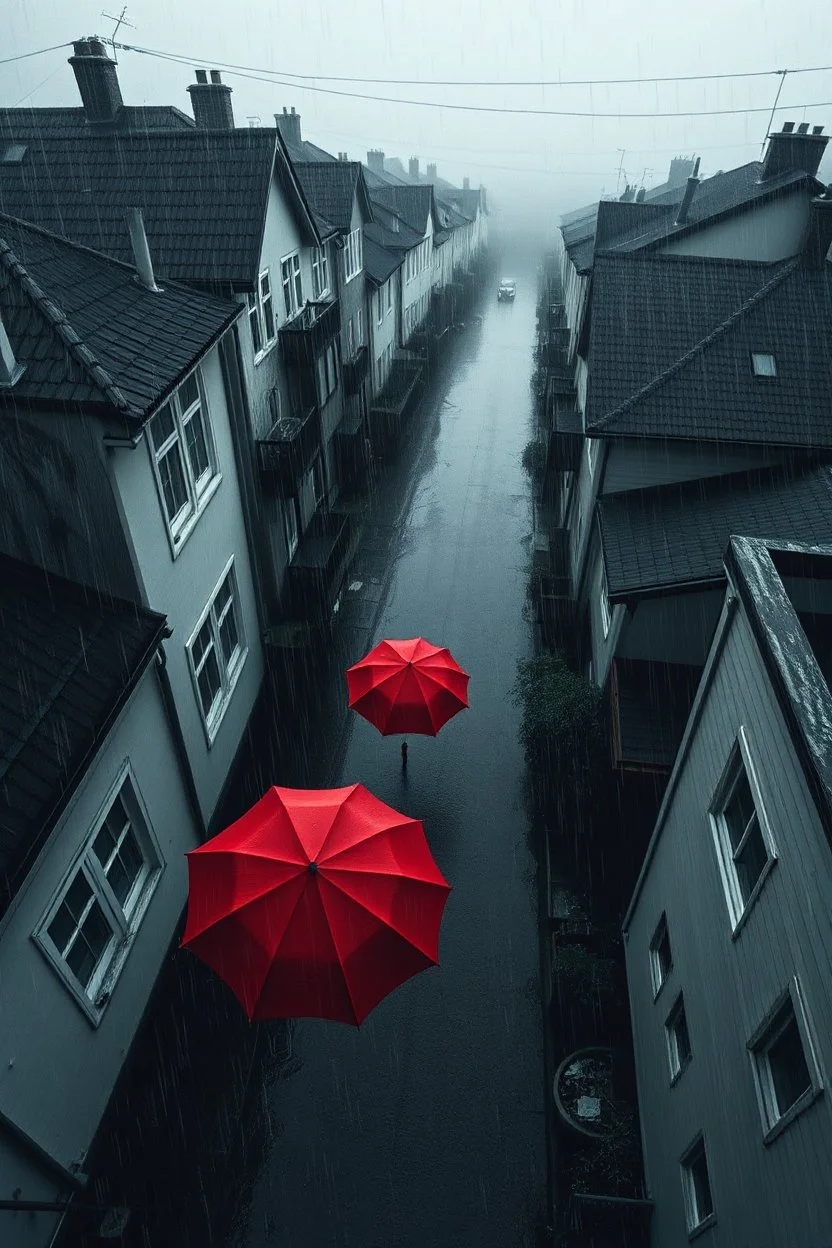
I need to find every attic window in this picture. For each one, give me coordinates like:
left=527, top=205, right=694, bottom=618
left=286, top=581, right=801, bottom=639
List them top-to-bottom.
left=0, top=143, right=27, bottom=165
left=752, top=352, right=777, bottom=377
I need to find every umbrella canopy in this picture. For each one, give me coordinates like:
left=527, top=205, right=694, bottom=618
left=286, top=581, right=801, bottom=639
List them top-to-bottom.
left=346, top=637, right=470, bottom=736
left=181, top=784, right=451, bottom=1025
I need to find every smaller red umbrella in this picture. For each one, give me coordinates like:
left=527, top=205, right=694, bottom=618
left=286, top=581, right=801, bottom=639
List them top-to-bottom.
left=346, top=637, right=470, bottom=736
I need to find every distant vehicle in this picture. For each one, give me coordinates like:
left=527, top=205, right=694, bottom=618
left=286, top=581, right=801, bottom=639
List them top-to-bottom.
left=498, top=279, right=516, bottom=302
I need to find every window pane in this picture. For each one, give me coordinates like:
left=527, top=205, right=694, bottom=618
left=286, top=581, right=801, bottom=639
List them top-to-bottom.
left=262, top=296, right=275, bottom=341
left=249, top=300, right=262, bottom=353
left=179, top=373, right=199, bottom=412
left=151, top=403, right=176, bottom=447
left=184, top=410, right=210, bottom=485
left=159, top=445, right=190, bottom=524
left=219, top=604, right=239, bottom=665
left=192, top=618, right=212, bottom=669
left=197, top=644, right=222, bottom=717
left=725, top=770, right=756, bottom=849
left=94, top=796, right=129, bottom=870
left=735, top=817, right=767, bottom=903
left=107, top=825, right=144, bottom=907
left=49, top=872, right=93, bottom=954
left=66, top=899, right=111, bottom=989
left=657, top=927, right=672, bottom=980
left=674, top=1005, right=691, bottom=1066
left=769, top=1013, right=811, bottom=1116
left=691, top=1152, right=713, bottom=1222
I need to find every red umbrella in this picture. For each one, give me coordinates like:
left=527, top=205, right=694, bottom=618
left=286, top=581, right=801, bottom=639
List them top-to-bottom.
left=345, top=637, right=470, bottom=736
left=181, top=784, right=451, bottom=1025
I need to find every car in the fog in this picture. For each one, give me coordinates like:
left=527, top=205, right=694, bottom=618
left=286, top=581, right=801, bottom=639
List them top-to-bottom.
left=498, top=279, right=516, bottom=302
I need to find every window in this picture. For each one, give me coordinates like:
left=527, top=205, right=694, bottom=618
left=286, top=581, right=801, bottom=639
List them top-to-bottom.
left=343, top=228, right=362, bottom=283
left=311, top=246, right=329, bottom=299
left=281, top=252, right=303, bottom=318
left=247, top=269, right=276, bottom=357
left=386, top=279, right=393, bottom=313
left=377, top=289, right=384, bottom=326
left=356, top=307, right=363, bottom=346
left=316, top=342, right=338, bottom=405
left=751, top=352, right=777, bottom=377
left=148, top=369, right=218, bottom=549
left=267, top=385, right=281, bottom=429
left=586, top=437, right=600, bottom=479
left=310, top=455, right=326, bottom=509
left=283, top=498, right=299, bottom=561
left=187, top=562, right=246, bottom=742
left=600, top=562, right=612, bottom=639
left=710, top=729, right=776, bottom=931
left=34, top=768, right=161, bottom=1022
left=649, top=913, right=672, bottom=997
left=748, top=980, right=822, bottom=1142
left=666, top=993, right=692, bottom=1081
left=680, top=1136, right=714, bottom=1235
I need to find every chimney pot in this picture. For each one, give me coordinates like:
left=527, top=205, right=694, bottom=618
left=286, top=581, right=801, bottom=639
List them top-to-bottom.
left=68, top=36, right=124, bottom=123
left=195, top=68, right=207, bottom=84
left=210, top=70, right=222, bottom=84
left=275, top=107, right=301, bottom=145
left=291, top=107, right=296, bottom=115
left=762, top=121, right=829, bottom=180
left=782, top=122, right=795, bottom=133
left=797, top=122, right=810, bottom=134
left=813, top=125, right=824, bottom=136
left=367, top=149, right=385, bottom=173
left=675, top=175, right=701, bottom=224
left=463, top=176, right=470, bottom=191
left=126, top=208, right=161, bottom=292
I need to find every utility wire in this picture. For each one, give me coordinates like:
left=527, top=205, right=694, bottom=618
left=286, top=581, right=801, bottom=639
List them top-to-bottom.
left=0, top=42, right=73, bottom=65
left=111, top=44, right=832, bottom=89
left=114, top=47, right=832, bottom=118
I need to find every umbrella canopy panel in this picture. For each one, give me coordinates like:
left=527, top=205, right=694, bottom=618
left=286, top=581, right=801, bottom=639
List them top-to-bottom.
left=346, top=637, right=470, bottom=736
left=182, top=784, right=451, bottom=1025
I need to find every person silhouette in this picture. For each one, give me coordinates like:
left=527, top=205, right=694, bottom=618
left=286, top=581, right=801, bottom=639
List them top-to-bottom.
left=401, top=740, right=408, bottom=769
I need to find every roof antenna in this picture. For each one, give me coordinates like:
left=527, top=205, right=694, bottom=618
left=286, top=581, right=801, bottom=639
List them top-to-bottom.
left=101, top=6, right=135, bottom=64
left=760, top=69, right=788, bottom=160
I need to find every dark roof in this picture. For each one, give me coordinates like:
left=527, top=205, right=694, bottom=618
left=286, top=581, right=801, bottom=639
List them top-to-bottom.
left=0, top=106, right=195, bottom=140
left=0, top=129, right=282, bottom=288
left=282, top=136, right=338, bottom=165
left=293, top=161, right=366, bottom=233
left=368, top=184, right=433, bottom=235
left=440, top=187, right=482, bottom=221
left=0, top=215, right=240, bottom=420
left=365, top=216, right=423, bottom=253
left=363, top=233, right=403, bottom=284
left=586, top=253, right=832, bottom=449
left=599, top=464, right=832, bottom=598
left=0, top=557, right=166, bottom=914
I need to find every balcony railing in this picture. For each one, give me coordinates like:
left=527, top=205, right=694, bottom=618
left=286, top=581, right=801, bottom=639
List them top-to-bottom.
left=279, top=297, right=340, bottom=364
left=342, top=343, right=369, bottom=395
left=257, top=404, right=321, bottom=487
left=287, top=510, right=354, bottom=620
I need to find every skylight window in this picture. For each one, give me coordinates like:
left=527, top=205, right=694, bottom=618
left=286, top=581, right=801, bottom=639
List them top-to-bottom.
left=0, top=143, right=27, bottom=165
left=752, top=352, right=777, bottom=377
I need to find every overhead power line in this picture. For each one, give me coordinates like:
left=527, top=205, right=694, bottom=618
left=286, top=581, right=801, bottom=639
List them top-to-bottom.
left=0, top=42, right=73, bottom=66
left=115, top=46, right=832, bottom=119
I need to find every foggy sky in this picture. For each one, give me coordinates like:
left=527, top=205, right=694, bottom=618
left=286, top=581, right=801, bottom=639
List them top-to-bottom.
left=4, top=0, right=832, bottom=234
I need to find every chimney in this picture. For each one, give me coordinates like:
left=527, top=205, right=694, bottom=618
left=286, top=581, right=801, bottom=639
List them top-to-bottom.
left=68, top=37, right=123, bottom=123
left=188, top=69, right=234, bottom=130
left=275, top=106, right=302, bottom=146
left=761, top=121, right=828, bottom=180
left=367, top=149, right=385, bottom=173
left=338, top=151, right=349, bottom=162
left=667, top=155, right=697, bottom=189
left=409, top=156, right=419, bottom=181
left=427, top=162, right=437, bottom=182
left=675, top=174, right=701, bottom=224
left=463, top=177, right=470, bottom=191
left=619, top=184, right=635, bottom=202
left=635, top=187, right=646, bottom=202
left=802, top=195, right=832, bottom=268
left=125, top=208, right=161, bottom=292
left=0, top=310, right=24, bottom=387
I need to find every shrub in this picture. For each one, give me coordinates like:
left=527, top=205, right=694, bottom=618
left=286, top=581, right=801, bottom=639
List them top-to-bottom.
left=521, top=437, right=547, bottom=483
left=513, top=652, right=602, bottom=759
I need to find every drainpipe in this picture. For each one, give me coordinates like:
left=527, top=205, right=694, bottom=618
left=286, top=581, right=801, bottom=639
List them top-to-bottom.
left=125, top=209, right=162, bottom=293
left=155, top=644, right=207, bottom=842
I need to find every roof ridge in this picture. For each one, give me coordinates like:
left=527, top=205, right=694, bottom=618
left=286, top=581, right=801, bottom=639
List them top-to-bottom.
left=0, top=237, right=133, bottom=414
left=590, top=258, right=801, bottom=432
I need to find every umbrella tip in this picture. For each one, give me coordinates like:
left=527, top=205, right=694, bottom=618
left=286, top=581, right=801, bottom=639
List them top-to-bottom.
left=308, top=861, right=318, bottom=874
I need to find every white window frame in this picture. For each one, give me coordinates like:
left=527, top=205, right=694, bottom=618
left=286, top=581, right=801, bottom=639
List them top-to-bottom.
left=342, top=228, right=362, bottom=284
left=311, top=246, right=329, bottom=300
left=281, top=251, right=303, bottom=319
left=248, top=268, right=276, bottom=362
left=386, top=278, right=393, bottom=315
left=377, top=289, right=384, bottom=327
left=356, top=307, right=363, bottom=346
left=316, top=342, right=338, bottom=406
left=751, top=352, right=777, bottom=377
left=147, top=367, right=220, bottom=557
left=586, top=436, right=600, bottom=479
left=310, top=455, right=326, bottom=510
left=283, top=496, right=299, bottom=561
left=186, top=558, right=247, bottom=747
left=600, top=561, right=612, bottom=639
left=709, top=727, right=777, bottom=936
left=33, top=762, right=163, bottom=1025
left=649, top=912, right=672, bottom=999
left=747, top=977, right=823, bottom=1144
left=666, top=992, right=692, bottom=1083
left=680, top=1134, right=715, bottom=1237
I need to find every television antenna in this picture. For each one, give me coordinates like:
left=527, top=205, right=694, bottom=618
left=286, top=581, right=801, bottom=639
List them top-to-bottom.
left=101, top=7, right=135, bottom=62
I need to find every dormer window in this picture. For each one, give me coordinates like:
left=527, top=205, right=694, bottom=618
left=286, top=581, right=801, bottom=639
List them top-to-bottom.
left=751, top=352, right=777, bottom=377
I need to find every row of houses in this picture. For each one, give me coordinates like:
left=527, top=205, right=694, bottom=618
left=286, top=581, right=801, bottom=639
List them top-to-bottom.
left=0, top=37, right=487, bottom=1248
left=538, top=124, right=832, bottom=1243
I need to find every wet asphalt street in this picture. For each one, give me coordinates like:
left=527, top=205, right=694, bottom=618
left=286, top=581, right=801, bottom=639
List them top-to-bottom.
left=229, top=263, right=547, bottom=1248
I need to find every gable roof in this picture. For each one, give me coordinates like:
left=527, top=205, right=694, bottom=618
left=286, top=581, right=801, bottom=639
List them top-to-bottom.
left=0, top=106, right=195, bottom=141
left=0, top=128, right=312, bottom=289
left=293, top=160, right=372, bottom=233
left=368, top=184, right=436, bottom=236
left=0, top=215, right=240, bottom=420
left=363, top=233, right=404, bottom=284
left=585, top=252, right=832, bottom=449
left=598, top=464, right=832, bottom=598
left=0, top=556, right=167, bottom=916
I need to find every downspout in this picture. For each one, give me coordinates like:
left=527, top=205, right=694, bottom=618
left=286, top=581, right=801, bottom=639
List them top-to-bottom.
left=154, top=643, right=207, bottom=842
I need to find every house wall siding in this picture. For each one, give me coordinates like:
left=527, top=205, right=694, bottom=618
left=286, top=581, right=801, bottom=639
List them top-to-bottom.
left=660, top=191, right=811, bottom=262
left=402, top=214, right=433, bottom=341
left=371, top=269, right=400, bottom=395
left=110, top=344, right=264, bottom=826
left=568, top=433, right=602, bottom=597
left=602, top=440, right=780, bottom=495
left=586, top=532, right=625, bottom=686
left=616, top=589, right=724, bottom=667
left=625, top=601, right=832, bottom=1247
left=0, top=668, right=200, bottom=1248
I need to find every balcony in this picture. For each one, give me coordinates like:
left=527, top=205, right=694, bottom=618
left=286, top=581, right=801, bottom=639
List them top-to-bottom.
left=279, top=297, right=340, bottom=365
left=343, top=344, right=369, bottom=395
left=369, top=356, right=425, bottom=447
left=257, top=405, right=321, bottom=488
left=287, top=509, right=355, bottom=621
left=532, top=517, right=574, bottom=651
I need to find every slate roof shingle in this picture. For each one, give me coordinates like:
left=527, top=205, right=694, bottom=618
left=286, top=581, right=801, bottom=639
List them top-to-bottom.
left=0, top=106, right=196, bottom=140
left=0, top=129, right=281, bottom=287
left=294, top=161, right=363, bottom=233
left=368, top=184, right=433, bottom=236
left=0, top=215, right=240, bottom=418
left=586, top=252, right=832, bottom=449
left=599, top=464, right=832, bottom=597
left=0, top=557, right=166, bottom=914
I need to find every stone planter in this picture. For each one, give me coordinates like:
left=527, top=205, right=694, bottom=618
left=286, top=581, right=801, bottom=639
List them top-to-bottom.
left=553, top=1046, right=617, bottom=1139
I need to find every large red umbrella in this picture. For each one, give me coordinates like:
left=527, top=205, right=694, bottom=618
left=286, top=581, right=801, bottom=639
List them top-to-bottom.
left=345, top=637, right=470, bottom=736
left=181, top=784, right=451, bottom=1025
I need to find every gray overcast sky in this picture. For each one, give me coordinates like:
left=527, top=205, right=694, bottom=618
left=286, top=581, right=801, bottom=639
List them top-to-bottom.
left=5, top=0, right=832, bottom=228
